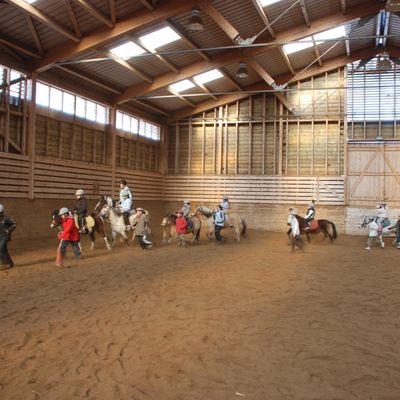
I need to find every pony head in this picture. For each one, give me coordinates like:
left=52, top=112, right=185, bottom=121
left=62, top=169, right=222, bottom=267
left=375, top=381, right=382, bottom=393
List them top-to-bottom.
left=50, top=210, right=62, bottom=229
left=161, top=215, right=170, bottom=227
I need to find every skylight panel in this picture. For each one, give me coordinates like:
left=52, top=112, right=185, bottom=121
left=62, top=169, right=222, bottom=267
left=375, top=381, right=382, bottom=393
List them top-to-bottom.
left=24, top=0, right=37, bottom=3
left=259, top=0, right=281, bottom=6
left=314, top=26, right=346, bottom=45
left=139, top=27, right=181, bottom=50
left=283, top=37, right=313, bottom=55
left=110, top=41, right=145, bottom=60
left=194, top=69, right=224, bottom=85
left=169, top=79, right=195, bottom=93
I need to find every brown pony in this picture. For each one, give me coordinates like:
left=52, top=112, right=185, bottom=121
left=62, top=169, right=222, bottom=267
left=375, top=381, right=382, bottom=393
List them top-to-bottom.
left=51, top=210, right=111, bottom=250
left=288, top=215, right=337, bottom=243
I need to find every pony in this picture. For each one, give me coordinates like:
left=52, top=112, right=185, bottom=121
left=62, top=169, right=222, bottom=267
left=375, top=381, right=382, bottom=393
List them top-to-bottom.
left=95, top=195, right=151, bottom=246
left=195, top=204, right=247, bottom=243
left=50, top=210, right=111, bottom=251
left=160, top=213, right=201, bottom=244
left=288, top=215, right=337, bottom=243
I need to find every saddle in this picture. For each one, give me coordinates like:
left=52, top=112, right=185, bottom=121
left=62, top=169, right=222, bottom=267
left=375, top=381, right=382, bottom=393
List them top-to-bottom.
left=74, top=215, right=95, bottom=229
left=309, top=220, right=318, bottom=231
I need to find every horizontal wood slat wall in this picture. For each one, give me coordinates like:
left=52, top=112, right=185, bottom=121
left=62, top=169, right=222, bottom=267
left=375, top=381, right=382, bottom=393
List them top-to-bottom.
left=0, top=152, right=162, bottom=200
left=0, top=152, right=30, bottom=198
left=163, top=175, right=344, bottom=205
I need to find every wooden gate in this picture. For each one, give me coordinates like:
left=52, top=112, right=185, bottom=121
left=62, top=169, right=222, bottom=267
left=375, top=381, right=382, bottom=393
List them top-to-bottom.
left=347, top=143, right=400, bottom=206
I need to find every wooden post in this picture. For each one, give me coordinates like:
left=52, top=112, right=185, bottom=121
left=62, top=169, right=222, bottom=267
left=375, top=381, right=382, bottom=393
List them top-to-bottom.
left=4, top=69, right=10, bottom=152
left=27, top=73, right=37, bottom=199
left=21, top=78, right=28, bottom=155
left=262, top=93, right=266, bottom=175
left=248, top=97, right=252, bottom=175
left=235, top=101, right=239, bottom=175
left=278, top=102, right=283, bottom=175
left=224, top=104, right=228, bottom=175
left=109, top=106, right=116, bottom=197
left=218, top=106, right=223, bottom=175
left=202, top=113, right=205, bottom=174
left=188, top=117, right=192, bottom=174
left=174, top=121, right=179, bottom=174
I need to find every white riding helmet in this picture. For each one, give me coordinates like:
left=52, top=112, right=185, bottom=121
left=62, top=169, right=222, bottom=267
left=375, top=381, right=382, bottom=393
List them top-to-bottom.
left=75, top=189, right=84, bottom=196
left=222, top=194, right=229, bottom=200
left=184, top=199, right=190, bottom=204
left=0, top=204, right=4, bottom=213
left=58, top=207, right=70, bottom=216
left=290, top=209, right=298, bottom=215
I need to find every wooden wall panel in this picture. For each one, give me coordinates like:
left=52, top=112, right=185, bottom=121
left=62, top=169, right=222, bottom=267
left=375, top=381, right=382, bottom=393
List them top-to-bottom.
left=167, top=70, right=345, bottom=178
left=0, top=152, right=30, bottom=198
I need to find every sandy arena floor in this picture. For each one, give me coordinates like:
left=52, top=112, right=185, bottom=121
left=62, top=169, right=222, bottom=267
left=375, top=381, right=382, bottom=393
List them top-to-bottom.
left=0, top=230, right=399, bottom=400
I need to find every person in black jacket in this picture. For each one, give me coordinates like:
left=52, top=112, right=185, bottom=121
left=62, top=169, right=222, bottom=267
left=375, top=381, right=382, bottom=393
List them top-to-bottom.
left=73, top=189, right=88, bottom=233
left=0, top=204, right=16, bottom=269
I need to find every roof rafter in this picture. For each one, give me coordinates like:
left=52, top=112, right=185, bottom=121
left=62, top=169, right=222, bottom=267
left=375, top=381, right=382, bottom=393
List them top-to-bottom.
left=3, top=0, right=80, bottom=42
left=28, top=0, right=196, bottom=73
left=64, top=0, right=82, bottom=38
left=72, top=0, right=114, bottom=28
left=109, top=0, right=116, bottom=24
left=138, top=0, right=155, bottom=11
left=197, top=0, right=240, bottom=42
left=250, top=0, right=276, bottom=39
left=299, top=0, right=311, bottom=27
left=341, top=0, right=347, bottom=14
left=116, top=1, right=383, bottom=104
left=25, top=14, right=43, bottom=55
left=0, top=34, right=41, bottom=58
left=167, top=46, right=380, bottom=122
left=104, top=50, right=153, bottom=83
left=246, top=57, right=294, bottom=111
left=189, top=79, right=218, bottom=100
left=168, top=88, right=196, bottom=108
left=130, top=98, right=171, bottom=117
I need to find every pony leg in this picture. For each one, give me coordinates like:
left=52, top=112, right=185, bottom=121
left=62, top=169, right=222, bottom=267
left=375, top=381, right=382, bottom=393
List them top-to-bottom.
left=89, top=231, right=95, bottom=251
left=111, top=231, right=117, bottom=247
left=121, top=231, right=130, bottom=246
left=103, top=236, right=112, bottom=251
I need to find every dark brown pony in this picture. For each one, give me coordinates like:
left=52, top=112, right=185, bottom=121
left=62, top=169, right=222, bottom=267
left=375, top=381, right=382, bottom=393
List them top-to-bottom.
left=51, top=210, right=111, bottom=250
left=288, top=215, right=337, bottom=243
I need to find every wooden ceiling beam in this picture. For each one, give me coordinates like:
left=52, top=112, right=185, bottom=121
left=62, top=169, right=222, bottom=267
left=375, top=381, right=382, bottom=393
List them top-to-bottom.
left=3, top=0, right=80, bottom=42
left=28, top=0, right=196, bottom=73
left=64, top=0, right=82, bottom=38
left=72, top=0, right=114, bottom=28
left=109, top=0, right=116, bottom=24
left=138, top=0, right=155, bottom=10
left=197, top=0, right=240, bottom=42
left=250, top=0, right=276, bottom=39
left=299, top=0, right=311, bottom=27
left=341, top=0, right=347, bottom=14
left=116, top=1, right=382, bottom=104
left=25, top=15, right=43, bottom=55
left=166, top=21, right=210, bottom=61
left=0, top=34, right=41, bottom=58
left=312, top=37, right=323, bottom=66
left=133, top=39, right=180, bottom=73
left=168, top=46, right=381, bottom=122
left=278, top=47, right=295, bottom=74
left=105, top=51, right=153, bottom=83
left=247, top=57, right=294, bottom=112
left=55, top=65, right=122, bottom=94
left=221, top=70, right=242, bottom=91
left=190, top=79, right=218, bottom=100
left=168, top=88, right=196, bottom=108
left=130, top=98, right=171, bottom=116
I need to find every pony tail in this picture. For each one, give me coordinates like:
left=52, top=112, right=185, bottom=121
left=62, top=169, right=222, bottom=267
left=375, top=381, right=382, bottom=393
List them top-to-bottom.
left=241, top=218, right=247, bottom=236
left=331, top=222, right=337, bottom=239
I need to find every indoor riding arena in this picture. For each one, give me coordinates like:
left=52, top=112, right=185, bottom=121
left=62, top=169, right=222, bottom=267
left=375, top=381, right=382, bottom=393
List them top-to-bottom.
left=1, top=0, right=400, bottom=399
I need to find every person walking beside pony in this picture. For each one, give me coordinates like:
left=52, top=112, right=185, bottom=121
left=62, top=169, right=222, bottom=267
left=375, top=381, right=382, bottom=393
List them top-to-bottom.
left=0, top=204, right=16, bottom=270
left=213, top=205, right=226, bottom=244
left=57, top=207, right=81, bottom=266
left=133, top=208, right=152, bottom=250
left=175, top=209, right=187, bottom=247
left=288, top=209, right=304, bottom=252
left=365, top=217, right=383, bottom=250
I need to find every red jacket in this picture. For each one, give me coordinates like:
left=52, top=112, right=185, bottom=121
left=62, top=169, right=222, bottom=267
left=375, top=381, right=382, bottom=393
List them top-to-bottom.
left=59, top=216, right=80, bottom=241
left=175, top=216, right=187, bottom=234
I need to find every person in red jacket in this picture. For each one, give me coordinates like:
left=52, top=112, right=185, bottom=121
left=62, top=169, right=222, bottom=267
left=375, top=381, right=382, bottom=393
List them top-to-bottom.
left=57, top=207, right=81, bottom=263
left=175, top=210, right=187, bottom=247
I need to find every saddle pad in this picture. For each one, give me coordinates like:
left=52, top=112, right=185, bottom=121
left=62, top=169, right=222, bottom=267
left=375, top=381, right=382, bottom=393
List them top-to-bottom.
left=86, top=216, right=95, bottom=228
left=310, top=220, right=318, bottom=231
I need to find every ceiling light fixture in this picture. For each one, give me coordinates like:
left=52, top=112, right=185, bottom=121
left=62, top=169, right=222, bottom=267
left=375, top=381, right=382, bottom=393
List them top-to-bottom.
left=187, top=6, right=204, bottom=32
left=378, top=54, right=392, bottom=71
left=236, top=62, right=249, bottom=79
